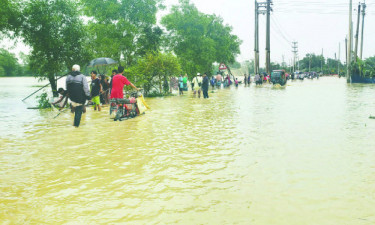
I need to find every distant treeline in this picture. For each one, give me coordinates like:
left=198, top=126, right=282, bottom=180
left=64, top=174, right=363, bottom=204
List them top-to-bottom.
left=0, top=48, right=34, bottom=77
left=239, top=54, right=375, bottom=75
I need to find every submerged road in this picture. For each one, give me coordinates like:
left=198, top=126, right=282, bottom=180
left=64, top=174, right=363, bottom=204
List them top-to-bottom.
left=1, top=76, right=375, bottom=224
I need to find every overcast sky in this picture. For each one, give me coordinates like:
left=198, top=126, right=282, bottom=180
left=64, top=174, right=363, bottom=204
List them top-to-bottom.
left=2, top=0, right=374, bottom=66
left=162, top=0, right=375, bottom=65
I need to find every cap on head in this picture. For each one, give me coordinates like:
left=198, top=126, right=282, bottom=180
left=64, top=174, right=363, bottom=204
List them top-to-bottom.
left=72, top=64, right=80, bottom=71
left=197, top=73, right=200, bottom=76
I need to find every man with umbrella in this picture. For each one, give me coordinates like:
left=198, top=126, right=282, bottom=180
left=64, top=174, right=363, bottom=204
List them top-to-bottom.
left=110, top=66, right=139, bottom=99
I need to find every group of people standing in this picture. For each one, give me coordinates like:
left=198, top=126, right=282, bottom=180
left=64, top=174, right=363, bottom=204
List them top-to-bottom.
left=53, top=65, right=138, bottom=127
left=173, top=72, right=251, bottom=98
left=175, top=72, right=209, bottom=98
left=191, top=73, right=209, bottom=98
left=243, top=74, right=251, bottom=86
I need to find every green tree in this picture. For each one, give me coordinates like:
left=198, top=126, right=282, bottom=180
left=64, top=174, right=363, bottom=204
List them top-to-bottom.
left=0, top=0, right=21, bottom=33
left=20, top=0, right=92, bottom=96
left=81, top=0, right=163, bottom=65
left=161, top=0, right=241, bottom=79
left=136, top=26, right=164, bottom=56
left=0, top=49, right=18, bottom=76
left=0, top=49, right=34, bottom=77
left=126, top=52, right=181, bottom=96
left=299, top=53, right=324, bottom=72
left=351, top=56, right=375, bottom=77
left=364, top=56, right=375, bottom=75
left=242, top=60, right=254, bottom=75
left=228, top=61, right=241, bottom=69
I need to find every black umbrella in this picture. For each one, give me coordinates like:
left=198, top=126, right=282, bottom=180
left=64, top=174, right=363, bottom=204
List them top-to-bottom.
left=87, top=57, right=118, bottom=67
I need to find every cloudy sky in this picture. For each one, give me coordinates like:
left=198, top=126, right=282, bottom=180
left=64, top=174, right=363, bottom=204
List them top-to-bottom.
left=2, top=0, right=374, bottom=66
left=162, top=0, right=375, bottom=65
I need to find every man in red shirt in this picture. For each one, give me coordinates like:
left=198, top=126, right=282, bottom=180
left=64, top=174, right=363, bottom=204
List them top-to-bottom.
left=110, top=66, right=139, bottom=99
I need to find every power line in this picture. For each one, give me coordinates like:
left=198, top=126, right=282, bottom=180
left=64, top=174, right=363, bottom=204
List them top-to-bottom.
left=273, top=0, right=375, bottom=15
left=270, top=16, right=292, bottom=43
left=270, top=18, right=291, bottom=45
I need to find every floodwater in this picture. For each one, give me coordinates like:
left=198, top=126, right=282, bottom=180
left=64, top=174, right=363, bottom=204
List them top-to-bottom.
left=1, top=77, right=375, bottom=224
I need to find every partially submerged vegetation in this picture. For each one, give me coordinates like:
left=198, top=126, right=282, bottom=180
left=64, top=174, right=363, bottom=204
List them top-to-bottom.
left=351, top=57, right=375, bottom=78
left=36, top=93, right=51, bottom=109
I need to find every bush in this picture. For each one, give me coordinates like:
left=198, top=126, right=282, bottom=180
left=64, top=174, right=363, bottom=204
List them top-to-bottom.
left=36, top=92, right=52, bottom=109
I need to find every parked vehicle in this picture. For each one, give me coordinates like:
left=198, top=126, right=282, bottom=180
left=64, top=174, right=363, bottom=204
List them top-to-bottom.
left=270, top=70, right=287, bottom=86
left=295, top=71, right=304, bottom=80
left=307, top=72, right=317, bottom=79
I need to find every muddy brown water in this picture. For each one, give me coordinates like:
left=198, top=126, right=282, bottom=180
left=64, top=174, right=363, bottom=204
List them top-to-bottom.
left=1, top=77, right=375, bottom=224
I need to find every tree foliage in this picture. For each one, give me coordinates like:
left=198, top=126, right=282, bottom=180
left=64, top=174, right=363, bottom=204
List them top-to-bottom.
left=0, top=0, right=21, bottom=33
left=20, top=0, right=92, bottom=95
left=81, top=0, right=164, bottom=65
left=161, top=0, right=241, bottom=79
left=0, top=48, right=32, bottom=77
left=0, top=49, right=18, bottom=76
left=126, top=52, right=181, bottom=96
left=297, top=53, right=344, bottom=74
left=351, top=56, right=375, bottom=78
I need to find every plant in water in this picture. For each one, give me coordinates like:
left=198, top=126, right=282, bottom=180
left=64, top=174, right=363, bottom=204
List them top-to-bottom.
left=351, top=57, right=375, bottom=78
left=36, top=92, right=52, bottom=109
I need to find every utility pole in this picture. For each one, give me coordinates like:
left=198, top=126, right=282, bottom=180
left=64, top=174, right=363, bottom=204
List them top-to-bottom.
left=254, top=0, right=272, bottom=75
left=265, top=0, right=272, bottom=75
left=347, top=0, right=353, bottom=83
left=254, top=1, right=259, bottom=75
left=354, top=2, right=361, bottom=62
left=360, top=2, right=366, bottom=59
left=345, top=37, right=348, bottom=69
left=292, top=41, right=298, bottom=73
left=338, top=42, right=341, bottom=76
left=321, top=49, right=323, bottom=74
left=335, top=53, right=337, bottom=75
left=290, top=59, right=293, bottom=72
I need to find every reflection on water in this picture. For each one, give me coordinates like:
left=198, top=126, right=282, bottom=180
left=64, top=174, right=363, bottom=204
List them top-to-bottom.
left=1, top=77, right=375, bottom=224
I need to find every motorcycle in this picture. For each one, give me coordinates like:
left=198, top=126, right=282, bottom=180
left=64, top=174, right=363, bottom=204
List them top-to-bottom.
left=109, top=90, right=148, bottom=121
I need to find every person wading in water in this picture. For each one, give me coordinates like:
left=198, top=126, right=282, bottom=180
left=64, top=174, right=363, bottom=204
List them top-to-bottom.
left=66, top=64, right=91, bottom=127
left=110, top=66, right=139, bottom=100
left=202, top=73, right=209, bottom=99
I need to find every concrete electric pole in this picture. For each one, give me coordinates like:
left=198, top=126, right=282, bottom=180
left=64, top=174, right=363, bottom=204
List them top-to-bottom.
left=254, top=0, right=272, bottom=75
left=265, top=0, right=271, bottom=74
left=347, top=0, right=353, bottom=83
left=254, top=1, right=259, bottom=75
left=360, top=2, right=366, bottom=60
left=354, top=3, right=361, bottom=62
left=292, top=41, right=298, bottom=73
left=338, top=42, right=341, bottom=76
left=321, top=48, right=324, bottom=74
